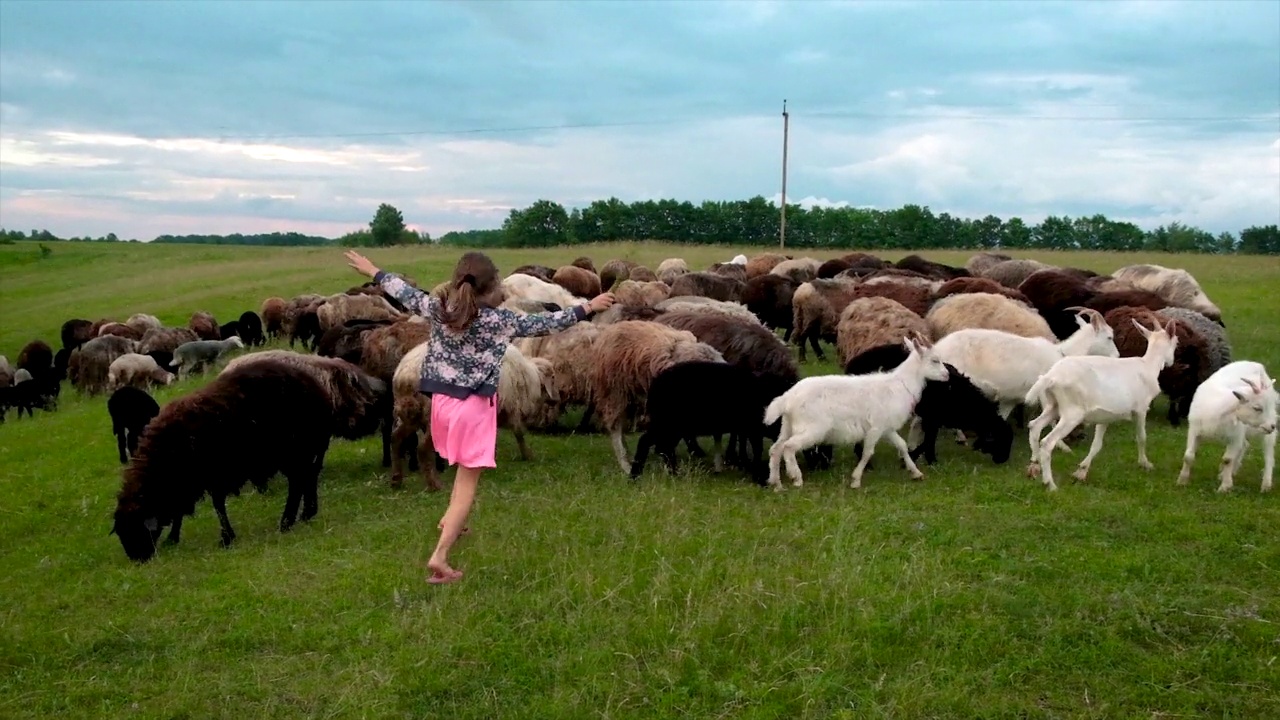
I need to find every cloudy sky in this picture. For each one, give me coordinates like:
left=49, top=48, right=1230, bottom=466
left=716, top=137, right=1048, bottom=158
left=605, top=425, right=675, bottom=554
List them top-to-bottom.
left=1, top=0, right=1277, bottom=241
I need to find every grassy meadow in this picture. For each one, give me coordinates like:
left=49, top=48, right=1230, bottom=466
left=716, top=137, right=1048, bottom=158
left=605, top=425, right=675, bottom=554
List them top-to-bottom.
left=1, top=240, right=1279, bottom=719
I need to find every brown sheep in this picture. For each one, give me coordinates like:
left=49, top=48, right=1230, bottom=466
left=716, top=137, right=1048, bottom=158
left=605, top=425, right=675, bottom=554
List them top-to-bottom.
left=744, top=252, right=789, bottom=279
left=838, top=252, right=888, bottom=270
left=965, top=252, right=1013, bottom=276
left=894, top=255, right=969, bottom=281
left=571, top=256, right=596, bottom=273
left=770, top=257, right=821, bottom=284
left=656, top=258, right=689, bottom=285
left=817, top=258, right=853, bottom=279
left=981, top=258, right=1051, bottom=288
left=599, top=259, right=640, bottom=290
left=708, top=263, right=748, bottom=283
left=510, top=264, right=556, bottom=283
left=1103, top=264, right=1222, bottom=322
left=553, top=265, right=603, bottom=299
left=628, top=266, right=659, bottom=282
left=1018, top=269, right=1099, bottom=339
left=668, top=272, right=744, bottom=302
left=742, top=274, right=796, bottom=339
left=933, top=276, right=1031, bottom=306
left=791, top=278, right=861, bottom=362
left=612, top=279, right=670, bottom=307
left=852, top=281, right=934, bottom=318
left=1082, top=289, right=1170, bottom=317
left=925, top=292, right=1055, bottom=341
left=316, top=293, right=402, bottom=333
left=281, top=294, right=324, bottom=338
left=261, top=297, right=287, bottom=339
left=653, top=297, right=760, bottom=325
left=836, top=297, right=930, bottom=368
left=590, top=304, right=665, bottom=325
left=1103, top=306, right=1213, bottom=426
left=654, top=311, right=799, bottom=385
left=189, top=312, right=220, bottom=341
left=125, top=314, right=163, bottom=335
left=359, top=317, right=432, bottom=469
left=61, top=319, right=95, bottom=351
left=89, top=319, right=116, bottom=337
left=588, top=321, right=726, bottom=474
left=97, top=322, right=144, bottom=341
left=514, top=322, right=602, bottom=429
left=138, top=327, right=199, bottom=355
left=71, top=335, right=138, bottom=396
left=17, top=340, right=54, bottom=377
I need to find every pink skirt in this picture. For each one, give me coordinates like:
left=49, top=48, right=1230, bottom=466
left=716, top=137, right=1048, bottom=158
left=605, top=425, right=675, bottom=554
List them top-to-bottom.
left=430, top=393, right=499, bottom=469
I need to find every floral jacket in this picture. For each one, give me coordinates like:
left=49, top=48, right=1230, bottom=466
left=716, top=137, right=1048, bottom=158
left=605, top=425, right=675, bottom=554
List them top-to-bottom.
left=374, top=270, right=590, bottom=399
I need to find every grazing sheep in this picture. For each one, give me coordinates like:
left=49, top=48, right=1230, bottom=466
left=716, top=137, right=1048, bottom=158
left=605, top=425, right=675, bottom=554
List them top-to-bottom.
left=745, top=252, right=789, bottom=279
left=965, top=252, right=1013, bottom=276
left=895, top=255, right=969, bottom=281
left=571, top=256, right=596, bottom=273
left=770, top=257, right=822, bottom=284
left=656, top=258, right=689, bottom=285
left=981, top=258, right=1051, bottom=288
left=599, top=259, right=640, bottom=290
left=817, top=259, right=853, bottom=279
left=708, top=263, right=748, bottom=283
left=510, top=264, right=556, bottom=283
left=1107, top=264, right=1223, bottom=323
left=553, top=265, right=603, bottom=299
left=628, top=266, right=660, bottom=282
left=1019, top=269, right=1099, bottom=339
left=503, top=272, right=588, bottom=309
left=668, top=272, right=744, bottom=302
left=742, top=274, right=797, bottom=339
left=933, top=276, right=1031, bottom=306
left=791, top=278, right=861, bottom=362
left=611, top=279, right=670, bottom=307
left=852, top=281, right=934, bottom=317
left=925, top=292, right=1055, bottom=341
left=281, top=293, right=325, bottom=339
left=316, top=293, right=401, bottom=333
left=654, top=296, right=760, bottom=325
left=836, top=296, right=930, bottom=368
left=260, top=297, right=287, bottom=340
left=1104, top=306, right=1212, bottom=426
left=1157, top=307, right=1230, bottom=373
left=291, top=309, right=323, bottom=350
left=237, top=311, right=265, bottom=347
left=654, top=311, right=798, bottom=383
left=188, top=312, right=220, bottom=341
left=125, top=314, right=163, bottom=335
left=358, top=317, right=433, bottom=469
left=316, top=318, right=395, bottom=365
left=1024, top=318, right=1178, bottom=491
left=61, top=319, right=94, bottom=350
left=89, top=319, right=116, bottom=337
left=219, top=320, right=241, bottom=340
left=588, top=321, right=726, bottom=474
left=97, top=322, right=143, bottom=341
left=514, top=322, right=602, bottom=430
left=138, top=326, right=198, bottom=355
left=71, top=335, right=138, bottom=396
left=171, top=337, right=246, bottom=377
left=766, top=337, right=950, bottom=490
left=17, top=340, right=54, bottom=379
left=52, top=348, right=70, bottom=383
left=145, top=350, right=174, bottom=374
left=107, top=353, right=175, bottom=391
left=110, top=359, right=336, bottom=562
left=1175, top=361, right=1276, bottom=493
left=0, top=374, right=58, bottom=421
left=107, top=386, right=160, bottom=464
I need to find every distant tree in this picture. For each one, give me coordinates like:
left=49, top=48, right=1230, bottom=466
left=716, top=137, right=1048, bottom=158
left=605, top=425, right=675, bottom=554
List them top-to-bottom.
left=502, top=199, right=570, bottom=247
left=369, top=203, right=407, bottom=247
left=1239, top=225, right=1279, bottom=254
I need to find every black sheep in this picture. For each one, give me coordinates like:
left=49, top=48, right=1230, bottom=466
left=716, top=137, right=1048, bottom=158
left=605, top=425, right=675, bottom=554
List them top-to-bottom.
left=290, top=310, right=322, bottom=351
left=237, top=311, right=265, bottom=347
left=61, top=319, right=94, bottom=351
left=219, top=320, right=241, bottom=340
left=844, top=346, right=1013, bottom=465
left=52, top=347, right=71, bottom=383
left=146, top=350, right=175, bottom=373
left=110, top=359, right=335, bottom=563
left=0, top=376, right=58, bottom=422
left=107, top=386, right=160, bottom=464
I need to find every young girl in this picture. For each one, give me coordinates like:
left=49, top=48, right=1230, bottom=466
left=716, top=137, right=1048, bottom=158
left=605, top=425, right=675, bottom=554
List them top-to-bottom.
left=344, top=249, right=615, bottom=584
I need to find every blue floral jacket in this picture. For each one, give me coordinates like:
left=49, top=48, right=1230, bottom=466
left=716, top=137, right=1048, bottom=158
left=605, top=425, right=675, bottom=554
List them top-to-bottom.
left=374, top=270, right=590, bottom=399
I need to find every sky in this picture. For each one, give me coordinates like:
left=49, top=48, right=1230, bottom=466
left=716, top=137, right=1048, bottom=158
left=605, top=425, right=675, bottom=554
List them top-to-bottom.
left=0, top=0, right=1277, bottom=241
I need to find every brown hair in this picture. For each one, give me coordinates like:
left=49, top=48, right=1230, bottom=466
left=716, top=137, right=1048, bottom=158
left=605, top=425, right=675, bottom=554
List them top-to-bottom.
left=434, top=251, right=503, bottom=332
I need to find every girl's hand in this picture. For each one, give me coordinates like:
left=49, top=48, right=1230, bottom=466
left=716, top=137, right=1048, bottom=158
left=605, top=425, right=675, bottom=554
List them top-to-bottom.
left=345, top=250, right=380, bottom=278
left=587, top=292, right=617, bottom=314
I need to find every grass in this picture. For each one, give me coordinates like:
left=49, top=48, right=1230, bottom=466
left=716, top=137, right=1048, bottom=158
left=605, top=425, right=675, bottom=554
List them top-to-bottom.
left=1, top=240, right=1279, bottom=718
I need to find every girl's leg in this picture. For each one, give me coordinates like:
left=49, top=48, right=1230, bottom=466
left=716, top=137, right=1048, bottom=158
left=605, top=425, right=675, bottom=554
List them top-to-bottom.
left=427, top=465, right=482, bottom=583
left=438, top=476, right=471, bottom=535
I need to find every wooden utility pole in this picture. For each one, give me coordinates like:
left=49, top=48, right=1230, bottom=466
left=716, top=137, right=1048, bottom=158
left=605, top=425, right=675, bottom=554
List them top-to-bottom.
left=780, top=99, right=789, bottom=249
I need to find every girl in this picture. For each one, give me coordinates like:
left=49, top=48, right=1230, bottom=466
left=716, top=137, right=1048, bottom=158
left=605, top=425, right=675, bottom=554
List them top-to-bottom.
left=344, top=249, right=616, bottom=584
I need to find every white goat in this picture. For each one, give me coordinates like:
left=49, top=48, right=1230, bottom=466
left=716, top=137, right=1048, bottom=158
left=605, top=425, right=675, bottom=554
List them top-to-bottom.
left=1024, top=318, right=1178, bottom=491
left=764, top=336, right=950, bottom=490
left=1175, top=361, right=1276, bottom=493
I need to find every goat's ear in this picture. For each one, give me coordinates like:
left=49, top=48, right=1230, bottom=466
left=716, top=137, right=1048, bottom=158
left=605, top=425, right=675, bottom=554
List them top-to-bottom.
left=1130, top=318, right=1152, bottom=337
left=1163, top=320, right=1176, bottom=337
left=901, top=336, right=915, bottom=353
left=1232, top=388, right=1249, bottom=403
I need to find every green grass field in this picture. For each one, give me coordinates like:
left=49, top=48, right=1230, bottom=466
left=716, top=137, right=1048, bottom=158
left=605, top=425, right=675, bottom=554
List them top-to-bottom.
left=1, top=240, right=1278, bottom=719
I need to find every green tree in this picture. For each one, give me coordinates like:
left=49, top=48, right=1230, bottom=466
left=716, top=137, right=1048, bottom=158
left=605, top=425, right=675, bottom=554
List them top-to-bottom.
left=502, top=199, right=570, bottom=247
left=369, top=203, right=407, bottom=247
left=1239, top=225, right=1279, bottom=254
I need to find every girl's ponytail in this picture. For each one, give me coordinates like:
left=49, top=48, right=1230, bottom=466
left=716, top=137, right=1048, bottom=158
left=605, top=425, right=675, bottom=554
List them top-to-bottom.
left=436, top=251, right=502, bottom=333
left=439, top=275, right=482, bottom=332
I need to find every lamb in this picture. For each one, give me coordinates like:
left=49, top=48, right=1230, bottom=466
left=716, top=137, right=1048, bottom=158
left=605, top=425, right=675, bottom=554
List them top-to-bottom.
left=745, top=252, right=789, bottom=279
left=965, top=252, right=1013, bottom=276
left=727, top=253, right=749, bottom=265
left=894, top=255, right=969, bottom=281
left=770, top=257, right=822, bottom=284
left=656, top=258, right=689, bottom=285
left=981, top=258, right=1051, bottom=288
left=599, top=259, right=640, bottom=290
left=511, top=264, right=556, bottom=283
left=1106, top=264, right=1223, bottom=323
left=553, top=265, right=603, bottom=299
left=628, top=266, right=660, bottom=282
left=502, top=272, right=588, bottom=309
left=668, top=272, right=744, bottom=302
left=742, top=274, right=796, bottom=339
left=933, top=276, right=1031, bottom=306
left=790, top=278, right=861, bottom=362
left=611, top=279, right=670, bottom=307
left=925, top=292, right=1055, bottom=341
left=316, top=293, right=401, bottom=333
left=653, top=296, right=760, bottom=325
left=835, top=296, right=930, bottom=369
left=260, top=297, right=287, bottom=339
left=1104, top=306, right=1212, bottom=426
left=1157, top=307, right=1230, bottom=373
left=237, top=311, right=265, bottom=347
left=188, top=312, right=220, bottom=341
left=126, top=314, right=163, bottom=335
left=1024, top=317, right=1179, bottom=491
left=61, top=319, right=94, bottom=350
left=588, top=321, right=726, bottom=473
left=138, top=326, right=198, bottom=355
left=71, top=335, right=139, bottom=396
left=765, top=336, right=950, bottom=490
left=171, top=337, right=246, bottom=377
left=107, top=353, right=175, bottom=391
left=110, top=359, right=336, bottom=562
left=630, top=361, right=790, bottom=484
left=1175, top=361, right=1276, bottom=493
left=107, top=386, right=160, bottom=464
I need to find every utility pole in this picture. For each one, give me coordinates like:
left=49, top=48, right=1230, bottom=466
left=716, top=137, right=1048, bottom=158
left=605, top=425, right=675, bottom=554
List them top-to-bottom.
left=780, top=99, right=789, bottom=250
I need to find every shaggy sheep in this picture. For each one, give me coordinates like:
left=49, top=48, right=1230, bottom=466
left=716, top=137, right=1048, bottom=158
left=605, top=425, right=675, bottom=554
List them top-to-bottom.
left=745, top=252, right=789, bottom=279
left=839, top=252, right=890, bottom=273
left=965, top=252, right=1013, bottom=276
left=895, top=255, right=969, bottom=281
left=571, top=256, right=596, bottom=273
left=770, top=257, right=822, bottom=284
left=656, top=258, right=689, bottom=285
left=981, top=258, right=1051, bottom=288
left=599, top=259, right=640, bottom=290
left=817, top=259, right=853, bottom=279
left=708, top=263, right=748, bottom=283
left=510, top=264, right=556, bottom=283
left=1105, top=264, right=1223, bottom=323
left=553, top=265, right=603, bottom=299
left=628, top=266, right=660, bottom=282
left=861, top=268, right=940, bottom=290
left=1018, top=269, right=1099, bottom=339
left=503, top=272, right=588, bottom=309
left=668, top=272, right=744, bottom=302
left=742, top=274, right=797, bottom=339
left=933, top=276, right=1031, bottom=306
left=791, top=278, right=861, bottom=362
left=612, top=279, right=670, bottom=307
left=852, top=281, right=934, bottom=318
left=1081, top=288, right=1169, bottom=317
left=925, top=292, right=1055, bottom=341
left=281, top=293, right=325, bottom=339
left=316, top=293, right=401, bottom=333
left=653, top=296, right=760, bottom=325
left=836, top=296, right=931, bottom=368
left=260, top=297, right=287, bottom=340
left=590, top=304, right=663, bottom=325
left=1104, top=306, right=1213, bottom=426
left=1157, top=307, right=1230, bottom=374
left=290, top=310, right=323, bottom=350
left=654, top=310, right=798, bottom=383
left=238, top=311, right=265, bottom=347
left=188, top=312, right=220, bottom=341
left=126, top=314, right=163, bottom=335
left=358, top=317, right=433, bottom=469
left=316, top=318, right=396, bottom=365
left=61, top=319, right=94, bottom=350
left=89, top=319, right=116, bottom=337
left=219, top=321, right=240, bottom=340
left=588, top=321, right=726, bottom=473
left=98, top=322, right=143, bottom=341
left=514, top=322, right=601, bottom=430
left=138, top=327, right=198, bottom=355
left=71, top=335, right=138, bottom=396
left=171, top=337, right=246, bottom=377
left=17, top=340, right=54, bottom=379
left=52, top=347, right=70, bottom=383
left=146, top=350, right=174, bottom=374
left=107, top=353, right=175, bottom=391
left=111, top=359, right=336, bottom=562
left=0, top=374, right=58, bottom=421
left=107, top=386, right=160, bottom=464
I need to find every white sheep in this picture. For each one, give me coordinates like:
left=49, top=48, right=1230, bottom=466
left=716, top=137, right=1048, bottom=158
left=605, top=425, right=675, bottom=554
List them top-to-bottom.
left=727, top=254, right=748, bottom=265
left=501, top=273, right=588, bottom=309
left=1024, top=318, right=1178, bottom=491
left=764, top=336, right=950, bottom=490
left=171, top=337, right=245, bottom=377
left=108, top=353, right=175, bottom=390
left=1175, top=361, right=1276, bottom=493
left=13, top=368, right=33, bottom=384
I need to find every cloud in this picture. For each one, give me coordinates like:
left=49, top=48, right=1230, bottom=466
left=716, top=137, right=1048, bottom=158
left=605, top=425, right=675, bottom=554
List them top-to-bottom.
left=0, top=0, right=1276, bottom=240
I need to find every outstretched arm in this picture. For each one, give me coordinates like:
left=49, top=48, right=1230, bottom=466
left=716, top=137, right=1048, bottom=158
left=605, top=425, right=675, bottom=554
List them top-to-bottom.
left=344, top=250, right=435, bottom=316
left=504, top=292, right=617, bottom=338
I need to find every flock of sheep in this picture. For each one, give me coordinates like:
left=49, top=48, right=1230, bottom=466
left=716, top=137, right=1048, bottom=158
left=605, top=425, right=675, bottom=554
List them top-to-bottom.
left=0, top=249, right=1274, bottom=563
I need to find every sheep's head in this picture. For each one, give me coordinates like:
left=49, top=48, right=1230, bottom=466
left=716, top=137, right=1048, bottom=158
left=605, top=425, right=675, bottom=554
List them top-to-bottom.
left=228, top=336, right=246, bottom=350
left=1231, top=375, right=1277, bottom=435
left=111, top=511, right=162, bottom=563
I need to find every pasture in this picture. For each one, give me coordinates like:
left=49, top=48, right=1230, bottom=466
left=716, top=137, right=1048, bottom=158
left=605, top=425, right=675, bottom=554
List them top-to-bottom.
left=1, top=240, right=1278, bottom=719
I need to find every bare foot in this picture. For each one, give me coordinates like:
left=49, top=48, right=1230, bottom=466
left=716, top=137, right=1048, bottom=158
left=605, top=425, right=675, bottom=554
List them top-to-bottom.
left=426, top=559, right=463, bottom=584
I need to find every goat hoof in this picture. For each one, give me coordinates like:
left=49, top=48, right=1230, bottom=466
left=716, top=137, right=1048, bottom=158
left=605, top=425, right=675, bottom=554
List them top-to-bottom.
left=1139, top=461, right=1154, bottom=471
left=1025, top=463, right=1040, bottom=478
left=1072, top=468, right=1089, bottom=482
left=1216, top=484, right=1233, bottom=493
